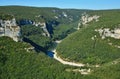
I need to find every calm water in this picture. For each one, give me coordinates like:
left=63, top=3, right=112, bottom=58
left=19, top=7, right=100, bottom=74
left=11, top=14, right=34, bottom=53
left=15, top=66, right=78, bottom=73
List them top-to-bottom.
left=46, top=41, right=58, bottom=58
left=47, top=51, right=54, bottom=58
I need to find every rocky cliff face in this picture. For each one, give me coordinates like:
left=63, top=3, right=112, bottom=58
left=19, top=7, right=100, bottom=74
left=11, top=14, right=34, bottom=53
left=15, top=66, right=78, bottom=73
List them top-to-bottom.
left=77, top=13, right=100, bottom=30
left=81, top=14, right=99, bottom=25
left=0, top=18, right=21, bottom=42
left=33, top=22, right=50, bottom=37
left=95, top=28, right=120, bottom=39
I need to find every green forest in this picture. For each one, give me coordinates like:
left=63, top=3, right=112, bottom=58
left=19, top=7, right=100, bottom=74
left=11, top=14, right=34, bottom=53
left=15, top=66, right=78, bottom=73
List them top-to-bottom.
left=0, top=6, right=120, bottom=79
left=57, top=10, right=120, bottom=65
left=0, top=37, right=120, bottom=79
left=0, top=37, right=82, bottom=79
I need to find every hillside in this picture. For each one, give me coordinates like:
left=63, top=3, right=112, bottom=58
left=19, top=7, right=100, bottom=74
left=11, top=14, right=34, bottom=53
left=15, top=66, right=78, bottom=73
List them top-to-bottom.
left=0, top=6, right=120, bottom=79
left=0, top=6, right=88, bottom=50
left=0, top=6, right=87, bottom=36
left=57, top=10, right=120, bottom=65
left=0, top=36, right=105, bottom=79
left=0, top=37, right=120, bottom=79
left=0, top=37, right=75, bottom=79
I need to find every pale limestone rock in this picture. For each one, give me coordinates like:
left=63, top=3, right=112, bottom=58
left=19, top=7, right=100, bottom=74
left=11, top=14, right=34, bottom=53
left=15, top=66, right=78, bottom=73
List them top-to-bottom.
left=62, top=12, right=67, bottom=17
left=77, top=13, right=100, bottom=30
left=81, top=14, right=100, bottom=25
left=54, top=16, right=58, bottom=19
left=0, top=18, right=20, bottom=42
left=33, top=22, right=50, bottom=37
left=77, top=23, right=81, bottom=30
left=0, top=27, right=4, bottom=36
left=95, top=28, right=120, bottom=39
left=114, top=29, right=120, bottom=34
left=91, top=35, right=97, bottom=40
left=25, top=47, right=34, bottom=52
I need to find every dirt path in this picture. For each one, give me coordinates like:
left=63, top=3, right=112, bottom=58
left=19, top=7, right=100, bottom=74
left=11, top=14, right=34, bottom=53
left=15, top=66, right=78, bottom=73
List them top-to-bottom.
left=52, top=40, right=94, bottom=74
left=52, top=49, right=85, bottom=67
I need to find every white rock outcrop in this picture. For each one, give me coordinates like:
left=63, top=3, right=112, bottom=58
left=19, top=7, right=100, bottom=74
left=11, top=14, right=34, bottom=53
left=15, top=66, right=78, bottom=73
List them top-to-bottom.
left=62, top=12, right=68, bottom=17
left=77, top=13, right=100, bottom=30
left=81, top=13, right=100, bottom=25
left=0, top=18, right=21, bottom=42
left=33, top=22, right=50, bottom=37
left=95, top=28, right=120, bottom=39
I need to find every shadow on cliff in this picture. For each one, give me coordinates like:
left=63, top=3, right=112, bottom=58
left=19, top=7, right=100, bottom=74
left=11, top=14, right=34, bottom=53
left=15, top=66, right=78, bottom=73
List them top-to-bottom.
left=23, top=37, right=47, bottom=54
left=23, top=37, right=54, bottom=57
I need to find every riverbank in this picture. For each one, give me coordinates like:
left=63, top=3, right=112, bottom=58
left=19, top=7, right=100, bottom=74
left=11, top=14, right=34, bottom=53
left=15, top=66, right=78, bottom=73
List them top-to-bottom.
left=50, top=40, right=101, bottom=74
left=53, top=49, right=85, bottom=67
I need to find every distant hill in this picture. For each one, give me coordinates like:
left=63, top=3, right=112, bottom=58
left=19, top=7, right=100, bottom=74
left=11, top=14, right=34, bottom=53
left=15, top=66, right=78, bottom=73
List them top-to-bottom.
left=0, top=6, right=89, bottom=40
left=0, top=6, right=88, bottom=22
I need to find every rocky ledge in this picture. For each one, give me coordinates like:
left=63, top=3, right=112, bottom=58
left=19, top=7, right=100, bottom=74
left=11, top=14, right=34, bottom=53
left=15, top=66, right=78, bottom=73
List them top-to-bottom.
left=0, top=18, right=21, bottom=42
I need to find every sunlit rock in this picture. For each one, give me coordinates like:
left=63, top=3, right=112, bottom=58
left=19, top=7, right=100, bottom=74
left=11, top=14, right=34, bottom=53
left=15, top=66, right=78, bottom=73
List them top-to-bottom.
left=0, top=18, right=21, bottom=42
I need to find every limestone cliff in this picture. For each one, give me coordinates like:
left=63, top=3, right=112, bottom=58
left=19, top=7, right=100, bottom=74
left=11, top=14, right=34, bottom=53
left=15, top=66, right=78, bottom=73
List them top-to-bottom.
left=77, top=13, right=100, bottom=30
left=81, top=13, right=100, bottom=25
left=0, top=18, right=21, bottom=42
left=33, top=22, right=50, bottom=37
left=95, top=28, right=120, bottom=39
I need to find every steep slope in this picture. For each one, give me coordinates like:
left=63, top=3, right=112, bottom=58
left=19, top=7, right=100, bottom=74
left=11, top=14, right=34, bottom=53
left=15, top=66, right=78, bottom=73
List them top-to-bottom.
left=0, top=6, right=89, bottom=39
left=0, top=6, right=120, bottom=79
left=0, top=6, right=89, bottom=50
left=57, top=10, right=120, bottom=65
left=0, top=14, right=20, bottom=42
left=0, top=37, right=99, bottom=79
left=1, top=37, right=120, bottom=79
left=92, top=62, right=120, bottom=79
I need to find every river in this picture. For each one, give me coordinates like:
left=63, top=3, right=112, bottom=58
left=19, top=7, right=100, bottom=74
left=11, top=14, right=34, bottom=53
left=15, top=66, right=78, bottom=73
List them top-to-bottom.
left=47, top=40, right=85, bottom=67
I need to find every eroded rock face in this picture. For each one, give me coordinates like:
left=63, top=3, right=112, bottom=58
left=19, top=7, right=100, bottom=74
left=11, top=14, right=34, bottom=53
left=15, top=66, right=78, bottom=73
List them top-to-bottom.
left=77, top=13, right=100, bottom=30
left=81, top=13, right=100, bottom=25
left=0, top=18, right=21, bottom=42
left=33, top=22, right=50, bottom=37
left=95, top=28, right=120, bottom=39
